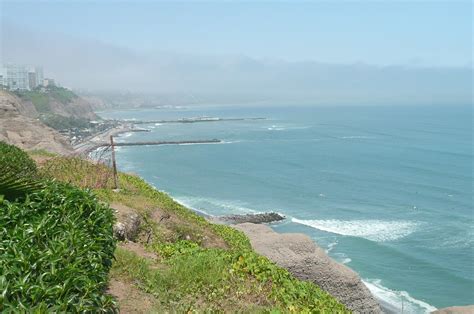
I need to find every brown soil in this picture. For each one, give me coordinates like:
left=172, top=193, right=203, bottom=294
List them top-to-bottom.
left=119, top=242, right=156, bottom=260
left=107, top=278, right=155, bottom=314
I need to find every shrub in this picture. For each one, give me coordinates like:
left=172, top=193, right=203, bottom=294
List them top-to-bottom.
left=0, top=141, right=42, bottom=201
left=0, top=141, right=37, bottom=176
left=0, top=182, right=117, bottom=312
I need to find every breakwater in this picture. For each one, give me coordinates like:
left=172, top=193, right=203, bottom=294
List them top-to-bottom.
left=116, top=117, right=265, bottom=124
left=98, top=139, right=221, bottom=147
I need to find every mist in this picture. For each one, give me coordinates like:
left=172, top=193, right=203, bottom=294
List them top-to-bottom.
left=2, top=23, right=472, bottom=106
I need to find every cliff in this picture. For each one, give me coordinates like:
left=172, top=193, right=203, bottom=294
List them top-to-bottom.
left=14, top=86, right=98, bottom=120
left=0, top=90, right=72, bottom=154
left=235, top=223, right=382, bottom=313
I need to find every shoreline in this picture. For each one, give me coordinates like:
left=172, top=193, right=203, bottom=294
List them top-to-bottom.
left=86, top=111, right=444, bottom=313
left=72, top=123, right=134, bottom=156
left=86, top=137, right=445, bottom=313
left=170, top=194, right=438, bottom=313
left=170, top=196, right=390, bottom=312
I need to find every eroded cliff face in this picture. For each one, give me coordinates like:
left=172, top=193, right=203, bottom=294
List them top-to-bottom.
left=0, top=90, right=72, bottom=154
left=46, top=96, right=98, bottom=120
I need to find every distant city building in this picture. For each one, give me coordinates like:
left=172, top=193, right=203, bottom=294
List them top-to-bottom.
left=0, top=64, right=45, bottom=90
left=35, top=66, right=44, bottom=88
left=43, top=78, right=55, bottom=87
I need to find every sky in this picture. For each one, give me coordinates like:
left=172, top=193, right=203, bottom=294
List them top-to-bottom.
left=2, top=0, right=472, bottom=67
left=0, top=1, right=472, bottom=104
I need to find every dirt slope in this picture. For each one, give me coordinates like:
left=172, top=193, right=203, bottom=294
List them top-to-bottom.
left=0, top=90, right=72, bottom=154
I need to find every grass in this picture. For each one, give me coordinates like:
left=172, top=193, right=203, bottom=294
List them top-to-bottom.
left=39, top=155, right=349, bottom=313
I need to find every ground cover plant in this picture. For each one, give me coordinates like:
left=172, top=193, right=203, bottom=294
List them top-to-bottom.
left=0, top=144, right=117, bottom=312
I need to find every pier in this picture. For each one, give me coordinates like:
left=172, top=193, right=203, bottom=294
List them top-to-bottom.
left=115, top=117, right=265, bottom=124
left=95, top=139, right=221, bottom=148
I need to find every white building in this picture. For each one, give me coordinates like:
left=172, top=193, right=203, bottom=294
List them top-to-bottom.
left=0, top=64, right=45, bottom=90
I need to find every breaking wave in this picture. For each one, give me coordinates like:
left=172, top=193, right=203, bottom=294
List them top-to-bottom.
left=292, top=218, right=419, bottom=242
left=363, top=279, right=437, bottom=313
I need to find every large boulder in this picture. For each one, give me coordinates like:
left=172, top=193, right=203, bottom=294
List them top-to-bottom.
left=234, top=223, right=382, bottom=313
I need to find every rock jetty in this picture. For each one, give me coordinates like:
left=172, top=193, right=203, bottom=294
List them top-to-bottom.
left=217, top=212, right=285, bottom=224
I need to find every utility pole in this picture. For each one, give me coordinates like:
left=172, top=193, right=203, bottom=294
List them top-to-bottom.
left=110, top=135, right=119, bottom=189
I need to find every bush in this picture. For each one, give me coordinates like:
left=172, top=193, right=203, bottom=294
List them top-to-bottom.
left=0, top=141, right=41, bottom=201
left=0, top=141, right=37, bottom=176
left=0, top=182, right=117, bottom=312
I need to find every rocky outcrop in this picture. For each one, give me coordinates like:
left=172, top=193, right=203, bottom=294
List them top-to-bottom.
left=0, top=90, right=73, bottom=154
left=111, top=203, right=142, bottom=241
left=217, top=212, right=285, bottom=224
left=234, top=223, right=382, bottom=314
left=432, top=305, right=474, bottom=314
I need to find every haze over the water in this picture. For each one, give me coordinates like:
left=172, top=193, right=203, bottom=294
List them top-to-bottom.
left=1, top=0, right=472, bottom=105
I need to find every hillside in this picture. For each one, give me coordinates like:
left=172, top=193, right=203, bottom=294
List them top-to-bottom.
left=14, top=86, right=98, bottom=120
left=0, top=90, right=72, bottom=154
left=0, top=147, right=350, bottom=312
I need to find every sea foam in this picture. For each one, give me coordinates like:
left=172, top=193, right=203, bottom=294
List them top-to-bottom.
left=292, top=218, right=419, bottom=242
left=363, top=279, right=437, bottom=313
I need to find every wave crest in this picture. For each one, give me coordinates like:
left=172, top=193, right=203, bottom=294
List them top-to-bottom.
left=292, top=218, right=419, bottom=242
left=363, top=279, right=437, bottom=313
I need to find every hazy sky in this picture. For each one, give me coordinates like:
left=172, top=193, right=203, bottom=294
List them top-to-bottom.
left=1, top=1, right=472, bottom=104
left=2, top=1, right=472, bottom=67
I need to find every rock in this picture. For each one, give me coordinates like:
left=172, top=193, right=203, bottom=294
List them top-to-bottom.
left=113, top=212, right=141, bottom=241
left=217, top=212, right=285, bottom=224
left=113, top=222, right=127, bottom=241
left=234, top=223, right=382, bottom=314
left=432, top=305, right=474, bottom=314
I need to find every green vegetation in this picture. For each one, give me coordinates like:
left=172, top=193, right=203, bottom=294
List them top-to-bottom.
left=14, top=86, right=78, bottom=113
left=47, top=86, right=78, bottom=103
left=16, top=90, right=50, bottom=113
left=41, top=113, right=90, bottom=131
left=0, top=142, right=42, bottom=201
left=0, top=142, right=37, bottom=176
left=0, top=145, right=117, bottom=312
left=40, top=155, right=349, bottom=313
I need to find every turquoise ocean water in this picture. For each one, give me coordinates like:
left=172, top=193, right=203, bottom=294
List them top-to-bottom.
left=98, top=105, right=473, bottom=313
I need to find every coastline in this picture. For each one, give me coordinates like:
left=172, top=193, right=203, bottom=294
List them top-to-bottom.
left=88, top=108, right=469, bottom=312
left=72, top=123, right=134, bottom=156
left=84, top=136, right=451, bottom=313
left=171, top=195, right=438, bottom=314
left=170, top=196, right=388, bottom=312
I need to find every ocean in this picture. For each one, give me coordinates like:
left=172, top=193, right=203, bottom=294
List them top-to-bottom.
left=98, top=104, right=473, bottom=313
